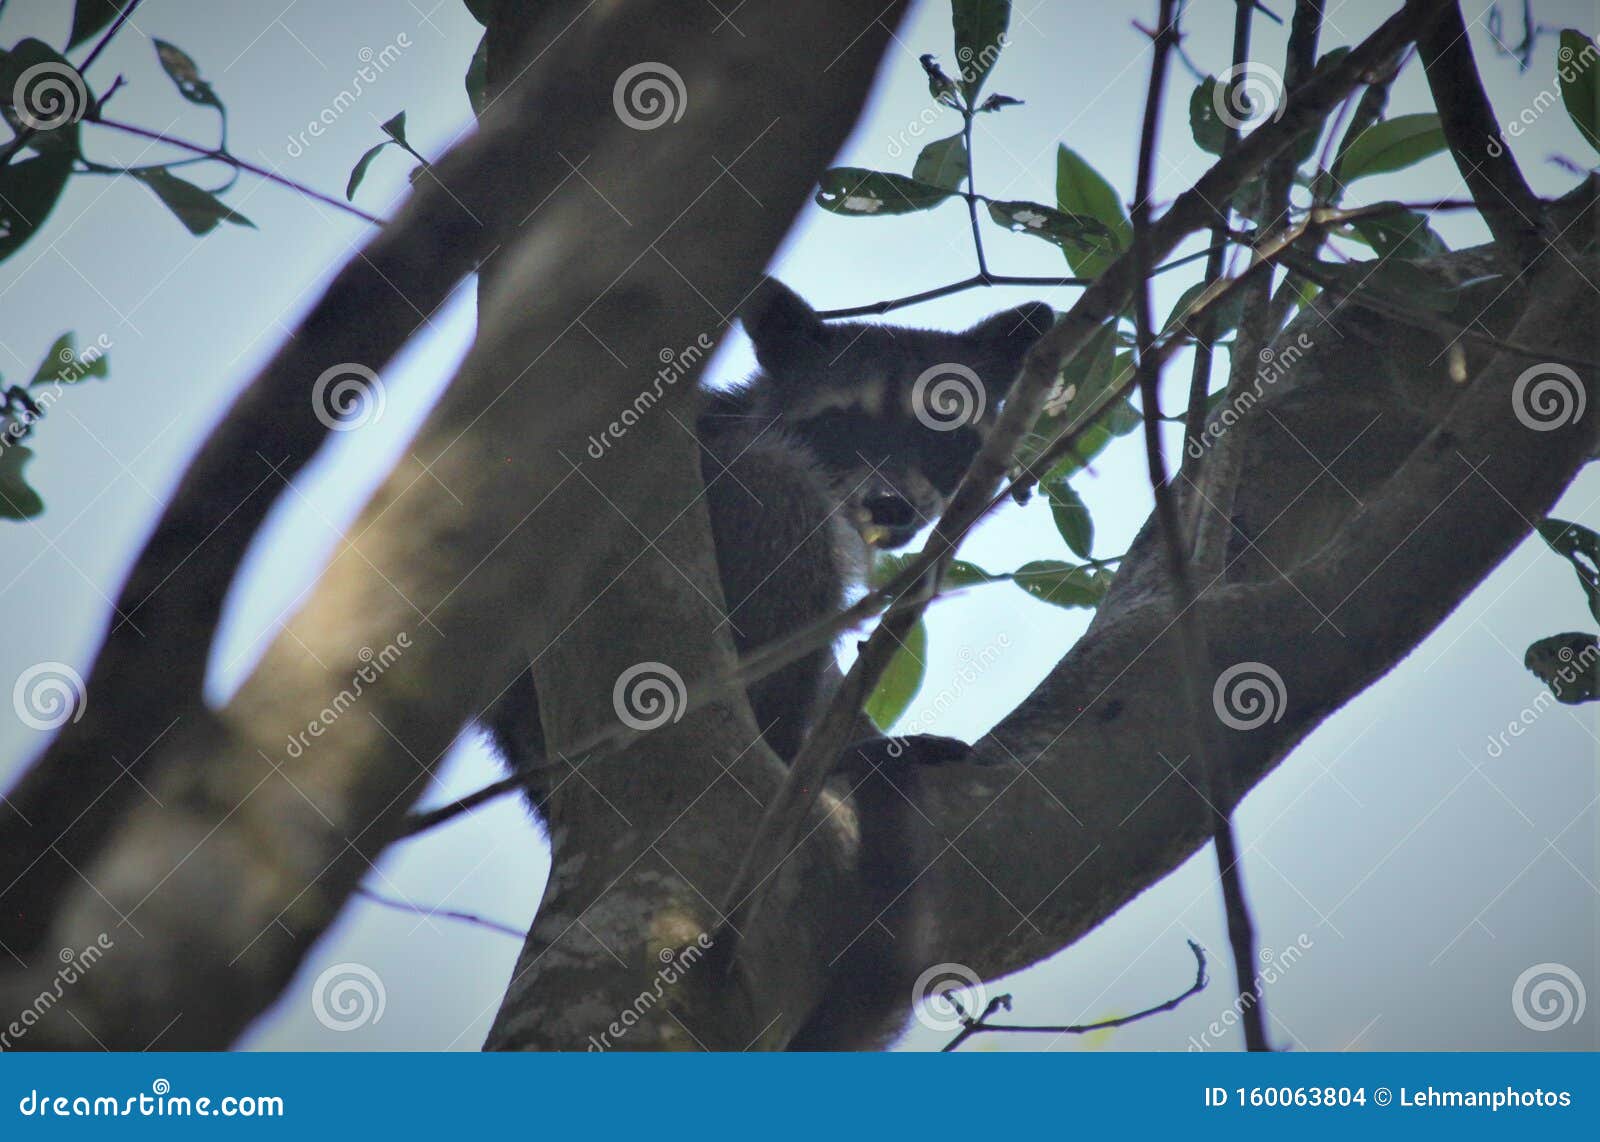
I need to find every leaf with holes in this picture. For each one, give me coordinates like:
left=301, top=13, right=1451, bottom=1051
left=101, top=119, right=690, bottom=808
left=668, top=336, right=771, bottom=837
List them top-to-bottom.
left=951, top=0, right=1011, bottom=101
left=1558, top=29, right=1600, bottom=153
left=153, top=39, right=224, bottom=111
left=912, top=132, right=968, bottom=191
left=816, top=168, right=953, bottom=215
left=135, top=169, right=256, bottom=236
left=986, top=198, right=1115, bottom=267
left=1345, top=205, right=1450, bottom=261
left=1537, top=517, right=1600, bottom=624
left=1013, top=560, right=1111, bottom=609
left=865, top=619, right=928, bottom=730
left=1525, top=632, right=1600, bottom=704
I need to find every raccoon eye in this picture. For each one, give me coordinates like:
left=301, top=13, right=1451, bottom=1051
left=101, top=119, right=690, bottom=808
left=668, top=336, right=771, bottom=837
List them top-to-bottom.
left=794, top=409, right=887, bottom=470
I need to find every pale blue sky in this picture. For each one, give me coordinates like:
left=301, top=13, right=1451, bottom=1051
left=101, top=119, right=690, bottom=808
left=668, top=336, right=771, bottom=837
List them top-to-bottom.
left=1, top=0, right=1596, bottom=1051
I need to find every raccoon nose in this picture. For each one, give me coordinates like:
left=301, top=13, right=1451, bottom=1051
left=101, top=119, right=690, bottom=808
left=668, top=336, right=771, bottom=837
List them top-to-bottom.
left=863, top=492, right=916, bottom=528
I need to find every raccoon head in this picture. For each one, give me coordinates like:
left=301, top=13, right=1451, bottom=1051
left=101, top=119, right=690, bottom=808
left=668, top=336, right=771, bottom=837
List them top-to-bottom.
left=741, top=280, right=1053, bottom=549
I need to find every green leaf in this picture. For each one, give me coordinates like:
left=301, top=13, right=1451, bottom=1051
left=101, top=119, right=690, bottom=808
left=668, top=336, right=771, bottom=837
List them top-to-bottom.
left=951, top=0, right=1011, bottom=101
left=68, top=1, right=130, bottom=51
left=1558, top=29, right=1600, bottom=154
left=466, top=33, right=488, bottom=116
left=0, top=39, right=93, bottom=156
left=153, top=39, right=224, bottom=111
left=1190, top=76, right=1230, bottom=156
left=381, top=111, right=409, bottom=146
left=1335, top=113, right=1446, bottom=181
left=912, top=132, right=969, bottom=191
left=346, top=141, right=390, bottom=200
left=1055, top=144, right=1130, bottom=277
left=0, top=151, right=73, bottom=263
left=816, top=168, right=954, bottom=215
left=134, top=169, right=256, bottom=236
left=986, top=198, right=1115, bottom=265
left=1345, top=205, right=1449, bottom=261
left=1162, top=278, right=1246, bottom=340
left=30, top=334, right=74, bottom=384
left=0, top=445, right=45, bottom=520
left=1045, top=476, right=1093, bottom=558
left=1538, top=517, right=1600, bottom=624
left=944, top=559, right=1004, bottom=588
left=1013, top=560, right=1111, bottom=609
left=865, top=619, right=928, bottom=730
left=1524, top=632, right=1600, bottom=704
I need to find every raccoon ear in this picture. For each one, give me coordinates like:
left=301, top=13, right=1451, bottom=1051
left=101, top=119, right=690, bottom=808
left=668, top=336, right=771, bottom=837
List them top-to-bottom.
left=742, top=279, right=825, bottom=374
left=966, top=301, right=1054, bottom=393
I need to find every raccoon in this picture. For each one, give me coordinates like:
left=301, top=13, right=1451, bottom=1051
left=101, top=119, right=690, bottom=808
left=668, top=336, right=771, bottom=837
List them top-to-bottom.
left=484, top=279, right=1053, bottom=1047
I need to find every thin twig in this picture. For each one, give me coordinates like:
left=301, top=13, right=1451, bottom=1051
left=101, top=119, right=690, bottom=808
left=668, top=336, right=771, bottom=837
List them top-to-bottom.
left=1128, top=0, right=1270, bottom=1054
left=1181, top=0, right=1256, bottom=466
left=92, top=116, right=383, bottom=225
left=814, top=247, right=1221, bottom=320
left=354, top=885, right=525, bottom=939
left=941, top=940, right=1208, bottom=1051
